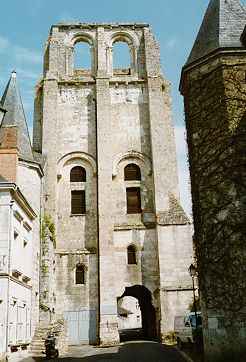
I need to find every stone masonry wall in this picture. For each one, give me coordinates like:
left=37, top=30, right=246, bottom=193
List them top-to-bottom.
left=35, top=23, right=193, bottom=345
left=183, top=53, right=246, bottom=359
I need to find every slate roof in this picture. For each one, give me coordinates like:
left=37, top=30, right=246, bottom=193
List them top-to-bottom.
left=186, top=0, right=246, bottom=66
left=0, top=71, right=33, bottom=161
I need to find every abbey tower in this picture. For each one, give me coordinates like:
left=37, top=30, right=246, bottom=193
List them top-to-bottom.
left=32, top=23, right=193, bottom=345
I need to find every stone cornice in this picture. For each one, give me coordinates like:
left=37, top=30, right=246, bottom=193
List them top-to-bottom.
left=0, top=183, right=37, bottom=219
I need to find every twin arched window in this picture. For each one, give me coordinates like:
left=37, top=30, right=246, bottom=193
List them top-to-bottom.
left=73, top=37, right=134, bottom=76
left=70, top=166, right=86, bottom=215
left=127, top=245, right=137, bottom=265
left=75, top=264, right=85, bottom=284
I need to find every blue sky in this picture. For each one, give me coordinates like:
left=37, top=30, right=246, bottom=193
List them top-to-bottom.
left=0, top=0, right=235, bottom=215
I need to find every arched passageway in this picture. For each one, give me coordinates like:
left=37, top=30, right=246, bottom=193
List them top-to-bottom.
left=118, top=285, right=157, bottom=342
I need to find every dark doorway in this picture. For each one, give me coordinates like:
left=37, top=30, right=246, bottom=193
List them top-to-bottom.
left=117, top=285, right=157, bottom=342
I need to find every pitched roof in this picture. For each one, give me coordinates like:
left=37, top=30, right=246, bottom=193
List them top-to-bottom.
left=186, top=0, right=246, bottom=66
left=0, top=71, right=33, bottom=161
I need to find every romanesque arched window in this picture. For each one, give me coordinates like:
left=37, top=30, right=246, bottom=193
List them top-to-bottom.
left=113, top=40, right=131, bottom=75
left=74, top=41, right=91, bottom=71
left=124, top=164, right=141, bottom=181
left=70, top=166, right=86, bottom=182
left=127, top=245, right=137, bottom=265
left=75, top=264, right=85, bottom=284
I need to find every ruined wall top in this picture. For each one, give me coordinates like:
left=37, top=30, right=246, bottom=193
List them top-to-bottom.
left=43, top=22, right=161, bottom=81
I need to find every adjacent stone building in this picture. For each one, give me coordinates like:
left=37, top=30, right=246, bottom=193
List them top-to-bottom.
left=180, top=0, right=246, bottom=360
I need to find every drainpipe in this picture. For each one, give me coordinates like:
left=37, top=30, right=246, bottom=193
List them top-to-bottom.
left=6, top=198, right=14, bottom=354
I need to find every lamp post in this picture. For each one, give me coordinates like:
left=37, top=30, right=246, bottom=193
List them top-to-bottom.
left=189, top=263, right=198, bottom=328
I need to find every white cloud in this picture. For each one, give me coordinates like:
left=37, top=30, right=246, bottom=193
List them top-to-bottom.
left=13, top=46, right=42, bottom=65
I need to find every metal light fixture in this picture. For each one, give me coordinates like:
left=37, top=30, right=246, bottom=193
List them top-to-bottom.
left=189, top=263, right=197, bottom=278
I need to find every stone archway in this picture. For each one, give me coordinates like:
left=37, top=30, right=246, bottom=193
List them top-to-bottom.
left=119, top=285, right=157, bottom=340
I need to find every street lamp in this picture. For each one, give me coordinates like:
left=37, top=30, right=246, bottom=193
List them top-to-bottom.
left=189, top=263, right=198, bottom=328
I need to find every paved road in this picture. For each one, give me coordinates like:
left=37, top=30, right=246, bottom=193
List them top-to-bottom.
left=9, top=341, right=188, bottom=362
left=60, top=341, right=187, bottom=362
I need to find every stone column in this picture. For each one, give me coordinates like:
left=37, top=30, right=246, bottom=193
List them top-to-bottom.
left=96, top=27, right=119, bottom=345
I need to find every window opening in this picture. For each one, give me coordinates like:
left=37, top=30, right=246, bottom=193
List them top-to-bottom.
left=74, top=41, right=91, bottom=70
left=113, top=41, right=131, bottom=75
left=124, top=164, right=141, bottom=181
left=70, top=166, right=86, bottom=182
left=126, top=187, right=141, bottom=214
left=71, top=190, right=86, bottom=215
left=127, top=245, right=137, bottom=265
left=75, top=264, right=85, bottom=284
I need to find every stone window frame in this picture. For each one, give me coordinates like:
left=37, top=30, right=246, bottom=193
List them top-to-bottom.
left=108, top=31, right=139, bottom=77
left=71, top=33, right=95, bottom=76
left=57, top=151, right=97, bottom=218
left=112, top=151, right=152, bottom=216
left=123, top=162, right=143, bottom=215
left=70, top=167, right=87, bottom=216
left=127, top=244, right=137, bottom=265
left=74, top=263, right=86, bottom=285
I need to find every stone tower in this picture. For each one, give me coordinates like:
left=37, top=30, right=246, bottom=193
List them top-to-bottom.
left=180, top=0, right=246, bottom=360
left=34, top=23, right=193, bottom=345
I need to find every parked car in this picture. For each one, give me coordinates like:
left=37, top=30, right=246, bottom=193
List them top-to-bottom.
left=174, top=312, right=203, bottom=349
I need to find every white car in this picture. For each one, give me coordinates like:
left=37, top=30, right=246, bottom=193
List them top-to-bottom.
left=174, top=312, right=202, bottom=349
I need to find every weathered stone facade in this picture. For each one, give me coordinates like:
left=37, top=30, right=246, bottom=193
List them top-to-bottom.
left=180, top=0, right=246, bottom=360
left=32, top=22, right=193, bottom=345
left=0, top=72, right=42, bottom=359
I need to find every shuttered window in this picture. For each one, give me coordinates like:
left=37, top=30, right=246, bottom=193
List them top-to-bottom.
left=124, top=164, right=141, bottom=181
left=70, top=166, right=86, bottom=182
left=126, top=187, right=141, bottom=214
left=71, top=190, right=86, bottom=214
left=127, top=245, right=137, bottom=265
left=75, top=264, right=85, bottom=284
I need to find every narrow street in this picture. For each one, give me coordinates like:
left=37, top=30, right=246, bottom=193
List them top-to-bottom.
left=14, top=341, right=187, bottom=362
left=63, top=342, right=187, bottom=362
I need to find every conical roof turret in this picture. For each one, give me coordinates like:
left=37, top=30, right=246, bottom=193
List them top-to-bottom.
left=186, top=0, right=246, bottom=66
left=0, top=71, right=33, bottom=161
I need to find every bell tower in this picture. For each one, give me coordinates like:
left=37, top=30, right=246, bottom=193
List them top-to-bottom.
left=34, top=23, right=193, bottom=345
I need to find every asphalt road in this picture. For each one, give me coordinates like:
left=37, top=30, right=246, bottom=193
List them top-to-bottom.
left=9, top=341, right=188, bottom=362
left=58, top=341, right=187, bottom=362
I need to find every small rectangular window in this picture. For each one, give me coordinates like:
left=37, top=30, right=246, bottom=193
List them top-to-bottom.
left=126, top=187, right=141, bottom=214
left=71, top=190, right=86, bottom=215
